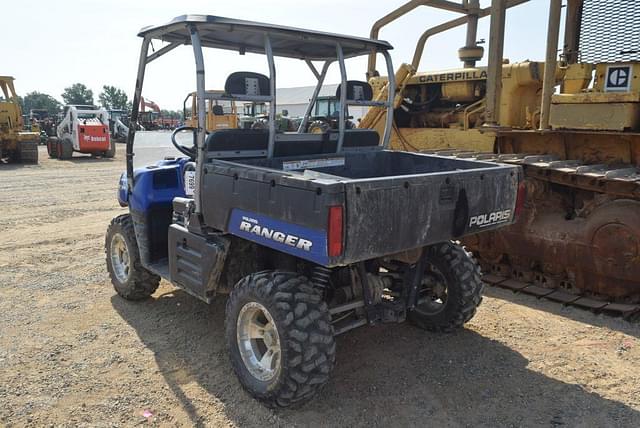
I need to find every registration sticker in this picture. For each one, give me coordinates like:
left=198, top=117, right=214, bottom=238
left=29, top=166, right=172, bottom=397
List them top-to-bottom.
left=282, top=157, right=345, bottom=171
left=184, top=170, right=196, bottom=196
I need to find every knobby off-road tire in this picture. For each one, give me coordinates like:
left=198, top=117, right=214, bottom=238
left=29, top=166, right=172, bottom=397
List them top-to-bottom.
left=308, top=120, right=331, bottom=134
left=58, top=138, right=73, bottom=160
left=18, top=140, right=39, bottom=164
left=103, top=140, right=116, bottom=158
left=105, top=214, right=160, bottom=300
left=408, top=241, right=483, bottom=333
left=225, top=271, right=336, bottom=408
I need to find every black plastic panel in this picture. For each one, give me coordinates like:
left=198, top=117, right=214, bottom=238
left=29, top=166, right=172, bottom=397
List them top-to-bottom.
left=168, top=224, right=229, bottom=302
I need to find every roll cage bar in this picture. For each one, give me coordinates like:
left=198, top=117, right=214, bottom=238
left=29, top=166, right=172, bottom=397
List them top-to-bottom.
left=126, top=15, right=396, bottom=207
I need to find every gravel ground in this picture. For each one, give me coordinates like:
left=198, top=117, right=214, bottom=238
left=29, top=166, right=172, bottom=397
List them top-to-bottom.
left=1, top=142, right=639, bottom=427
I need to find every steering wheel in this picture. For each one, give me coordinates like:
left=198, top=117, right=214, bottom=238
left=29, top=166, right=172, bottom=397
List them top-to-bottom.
left=171, top=126, right=198, bottom=159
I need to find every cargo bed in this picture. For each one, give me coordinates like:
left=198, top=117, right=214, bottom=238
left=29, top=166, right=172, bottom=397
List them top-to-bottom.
left=201, top=149, right=521, bottom=267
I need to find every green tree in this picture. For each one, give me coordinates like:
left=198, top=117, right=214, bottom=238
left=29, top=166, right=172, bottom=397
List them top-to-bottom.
left=61, top=83, right=94, bottom=105
left=98, top=85, right=129, bottom=110
left=22, top=91, right=62, bottom=114
left=160, top=109, right=181, bottom=119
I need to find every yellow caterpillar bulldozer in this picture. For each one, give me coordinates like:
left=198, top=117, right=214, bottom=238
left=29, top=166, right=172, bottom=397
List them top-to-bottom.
left=362, top=0, right=640, bottom=316
left=0, top=76, right=39, bottom=164
left=183, top=90, right=238, bottom=131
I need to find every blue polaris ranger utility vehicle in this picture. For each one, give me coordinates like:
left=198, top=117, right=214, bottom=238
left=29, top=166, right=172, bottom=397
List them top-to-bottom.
left=106, top=15, right=523, bottom=408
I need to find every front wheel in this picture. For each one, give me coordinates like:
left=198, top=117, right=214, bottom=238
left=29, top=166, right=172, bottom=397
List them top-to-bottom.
left=307, top=120, right=331, bottom=134
left=47, top=138, right=58, bottom=158
left=58, top=138, right=73, bottom=160
left=105, top=214, right=160, bottom=300
left=408, top=242, right=483, bottom=332
left=225, top=271, right=335, bottom=408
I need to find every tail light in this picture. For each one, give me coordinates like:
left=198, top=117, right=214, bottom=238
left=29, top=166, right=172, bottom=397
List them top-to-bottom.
left=79, top=126, right=85, bottom=133
left=514, top=181, right=527, bottom=218
left=328, top=205, right=343, bottom=257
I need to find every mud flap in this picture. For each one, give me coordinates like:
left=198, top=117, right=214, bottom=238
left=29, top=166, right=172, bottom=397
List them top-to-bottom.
left=452, top=188, right=469, bottom=238
left=168, top=224, right=230, bottom=302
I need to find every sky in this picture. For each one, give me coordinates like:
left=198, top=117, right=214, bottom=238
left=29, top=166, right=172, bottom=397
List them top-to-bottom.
left=2, top=0, right=555, bottom=110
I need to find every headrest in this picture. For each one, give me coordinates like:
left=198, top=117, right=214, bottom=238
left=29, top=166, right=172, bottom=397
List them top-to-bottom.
left=225, top=72, right=270, bottom=97
left=335, top=81, right=373, bottom=101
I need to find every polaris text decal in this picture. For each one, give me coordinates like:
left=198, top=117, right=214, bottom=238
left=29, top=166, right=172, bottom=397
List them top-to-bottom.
left=229, top=209, right=328, bottom=265
left=469, top=209, right=512, bottom=229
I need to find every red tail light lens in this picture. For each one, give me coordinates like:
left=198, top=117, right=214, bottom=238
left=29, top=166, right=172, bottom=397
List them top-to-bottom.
left=514, top=181, right=527, bottom=218
left=328, top=205, right=343, bottom=257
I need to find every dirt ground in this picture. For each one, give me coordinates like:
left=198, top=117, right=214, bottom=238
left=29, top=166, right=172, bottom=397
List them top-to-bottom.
left=1, top=145, right=639, bottom=427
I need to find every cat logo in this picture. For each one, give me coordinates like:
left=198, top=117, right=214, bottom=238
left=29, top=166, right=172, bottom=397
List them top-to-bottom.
left=605, top=66, right=631, bottom=92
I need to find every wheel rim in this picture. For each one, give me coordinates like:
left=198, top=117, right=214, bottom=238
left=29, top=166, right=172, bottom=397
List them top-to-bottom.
left=110, top=234, right=131, bottom=283
left=415, top=264, right=449, bottom=315
left=236, top=302, right=281, bottom=382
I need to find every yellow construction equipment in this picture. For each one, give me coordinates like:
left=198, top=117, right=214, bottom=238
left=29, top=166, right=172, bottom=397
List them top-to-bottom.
left=363, top=0, right=640, bottom=317
left=0, top=76, right=39, bottom=163
left=183, top=90, right=238, bottom=131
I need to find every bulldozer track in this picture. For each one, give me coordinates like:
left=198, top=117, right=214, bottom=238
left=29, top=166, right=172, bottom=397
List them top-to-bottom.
left=420, top=148, right=640, bottom=321
left=421, top=149, right=640, bottom=199
left=483, top=274, right=640, bottom=321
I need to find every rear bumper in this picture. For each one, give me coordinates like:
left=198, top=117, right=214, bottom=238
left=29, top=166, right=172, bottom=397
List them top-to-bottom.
left=78, top=137, right=110, bottom=152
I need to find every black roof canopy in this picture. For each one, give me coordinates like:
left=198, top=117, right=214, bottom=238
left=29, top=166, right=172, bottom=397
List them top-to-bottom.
left=138, top=15, right=393, bottom=61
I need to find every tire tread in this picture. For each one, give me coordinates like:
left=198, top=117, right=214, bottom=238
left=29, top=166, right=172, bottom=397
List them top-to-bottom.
left=225, top=270, right=336, bottom=408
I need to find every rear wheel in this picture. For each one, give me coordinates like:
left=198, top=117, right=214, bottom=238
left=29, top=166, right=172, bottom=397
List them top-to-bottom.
left=250, top=118, right=269, bottom=130
left=58, top=138, right=73, bottom=160
left=103, top=140, right=116, bottom=158
left=105, top=214, right=160, bottom=300
left=408, top=242, right=483, bottom=332
left=225, top=271, right=335, bottom=408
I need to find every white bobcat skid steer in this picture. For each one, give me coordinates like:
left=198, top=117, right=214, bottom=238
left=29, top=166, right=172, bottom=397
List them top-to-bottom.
left=49, top=105, right=115, bottom=159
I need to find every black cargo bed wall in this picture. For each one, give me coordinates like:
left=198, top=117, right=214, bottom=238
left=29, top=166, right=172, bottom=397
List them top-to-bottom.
left=232, top=151, right=499, bottom=180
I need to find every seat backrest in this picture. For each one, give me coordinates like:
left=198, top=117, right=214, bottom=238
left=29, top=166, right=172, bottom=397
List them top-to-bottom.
left=224, top=72, right=270, bottom=97
left=335, top=81, right=374, bottom=101
left=205, top=129, right=380, bottom=160
left=206, top=129, right=269, bottom=158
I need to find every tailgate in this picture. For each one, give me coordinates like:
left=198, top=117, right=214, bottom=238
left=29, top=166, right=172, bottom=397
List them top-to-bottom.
left=341, top=164, right=521, bottom=264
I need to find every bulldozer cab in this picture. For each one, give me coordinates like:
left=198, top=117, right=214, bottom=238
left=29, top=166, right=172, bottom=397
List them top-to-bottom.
left=364, top=0, right=640, bottom=134
left=0, top=76, right=25, bottom=132
left=0, top=76, right=39, bottom=163
left=183, top=90, right=238, bottom=131
left=314, top=96, right=340, bottom=118
left=242, top=102, right=266, bottom=117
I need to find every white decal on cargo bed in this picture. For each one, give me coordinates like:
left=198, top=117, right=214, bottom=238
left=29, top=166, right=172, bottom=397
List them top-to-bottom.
left=282, top=157, right=345, bottom=171
left=469, top=209, right=512, bottom=228
left=239, top=217, right=313, bottom=251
